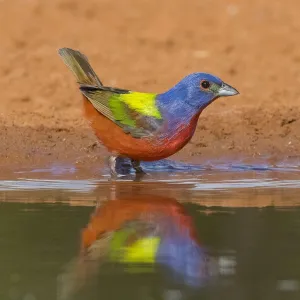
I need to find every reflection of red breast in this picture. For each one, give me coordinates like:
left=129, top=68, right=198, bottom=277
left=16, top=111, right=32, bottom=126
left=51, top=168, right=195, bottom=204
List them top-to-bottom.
left=83, top=97, right=201, bottom=161
left=81, top=195, right=199, bottom=251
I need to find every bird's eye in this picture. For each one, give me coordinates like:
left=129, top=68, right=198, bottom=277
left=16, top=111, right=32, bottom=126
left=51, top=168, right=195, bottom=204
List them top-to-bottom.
left=200, top=80, right=211, bottom=89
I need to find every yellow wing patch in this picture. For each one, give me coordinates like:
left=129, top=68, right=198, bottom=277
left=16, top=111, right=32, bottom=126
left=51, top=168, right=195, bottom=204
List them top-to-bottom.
left=120, top=92, right=162, bottom=119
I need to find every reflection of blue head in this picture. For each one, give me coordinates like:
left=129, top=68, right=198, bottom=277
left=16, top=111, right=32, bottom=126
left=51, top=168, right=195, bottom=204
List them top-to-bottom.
left=156, top=229, right=209, bottom=288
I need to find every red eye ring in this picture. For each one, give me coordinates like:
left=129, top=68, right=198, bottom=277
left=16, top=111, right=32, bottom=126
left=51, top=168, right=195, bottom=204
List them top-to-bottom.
left=200, top=80, right=211, bottom=90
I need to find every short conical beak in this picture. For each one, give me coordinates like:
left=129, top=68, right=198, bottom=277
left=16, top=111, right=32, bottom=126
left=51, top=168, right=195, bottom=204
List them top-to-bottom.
left=218, top=82, right=239, bottom=97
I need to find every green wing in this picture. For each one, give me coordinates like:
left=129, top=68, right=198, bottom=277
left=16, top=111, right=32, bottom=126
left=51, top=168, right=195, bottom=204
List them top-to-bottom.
left=58, top=47, right=163, bottom=138
left=80, top=85, right=164, bottom=138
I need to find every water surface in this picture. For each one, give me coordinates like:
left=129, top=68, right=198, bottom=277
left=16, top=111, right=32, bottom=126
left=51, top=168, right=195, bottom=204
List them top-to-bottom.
left=1, top=160, right=300, bottom=300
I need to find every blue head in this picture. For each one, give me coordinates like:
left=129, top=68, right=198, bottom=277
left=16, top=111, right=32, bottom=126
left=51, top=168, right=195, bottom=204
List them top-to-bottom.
left=157, top=73, right=239, bottom=121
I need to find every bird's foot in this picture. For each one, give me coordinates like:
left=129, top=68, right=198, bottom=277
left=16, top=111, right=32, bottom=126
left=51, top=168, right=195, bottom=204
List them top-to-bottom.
left=108, top=155, right=132, bottom=177
left=108, top=156, right=146, bottom=178
left=131, top=159, right=146, bottom=174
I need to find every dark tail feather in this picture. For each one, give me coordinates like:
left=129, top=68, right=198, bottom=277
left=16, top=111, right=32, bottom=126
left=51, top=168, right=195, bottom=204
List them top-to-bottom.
left=58, top=47, right=103, bottom=87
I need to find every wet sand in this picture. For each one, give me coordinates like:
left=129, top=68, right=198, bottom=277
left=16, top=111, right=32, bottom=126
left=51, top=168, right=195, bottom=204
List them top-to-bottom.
left=1, top=0, right=300, bottom=169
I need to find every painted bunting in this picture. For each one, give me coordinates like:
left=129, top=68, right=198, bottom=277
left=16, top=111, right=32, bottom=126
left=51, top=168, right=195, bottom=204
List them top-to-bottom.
left=58, top=48, right=239, bottom=175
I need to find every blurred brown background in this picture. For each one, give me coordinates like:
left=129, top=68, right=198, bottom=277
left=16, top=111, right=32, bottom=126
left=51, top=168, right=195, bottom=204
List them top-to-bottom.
left=1, top=0, right=300, bottom=167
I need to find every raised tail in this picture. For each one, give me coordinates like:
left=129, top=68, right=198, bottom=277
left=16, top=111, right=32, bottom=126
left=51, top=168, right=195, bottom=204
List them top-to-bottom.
left=58, top=47, right=103, bottom=87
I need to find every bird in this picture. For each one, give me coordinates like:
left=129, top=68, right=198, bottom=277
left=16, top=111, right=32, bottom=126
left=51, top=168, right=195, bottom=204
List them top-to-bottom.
left=58, top=47, right=239, bottom=175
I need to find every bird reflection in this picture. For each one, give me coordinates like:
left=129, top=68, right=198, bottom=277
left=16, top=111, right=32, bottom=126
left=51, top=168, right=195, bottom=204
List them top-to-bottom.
left=58, top=194, right=217, bottom=300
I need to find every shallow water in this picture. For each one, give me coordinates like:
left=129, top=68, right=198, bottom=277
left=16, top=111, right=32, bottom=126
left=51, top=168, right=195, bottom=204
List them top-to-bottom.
left=1, top=160, right=300, bottom=300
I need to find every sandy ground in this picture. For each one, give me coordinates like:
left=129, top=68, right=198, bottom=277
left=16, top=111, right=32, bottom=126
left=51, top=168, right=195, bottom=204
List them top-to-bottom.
left=1, top=0, right=300, bottom=170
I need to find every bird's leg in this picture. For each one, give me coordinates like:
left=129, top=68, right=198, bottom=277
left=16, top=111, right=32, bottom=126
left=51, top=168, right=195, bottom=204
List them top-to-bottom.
left=108, top=155, right=118, bottom=177
left=131, top=159, right=145, bottom=174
